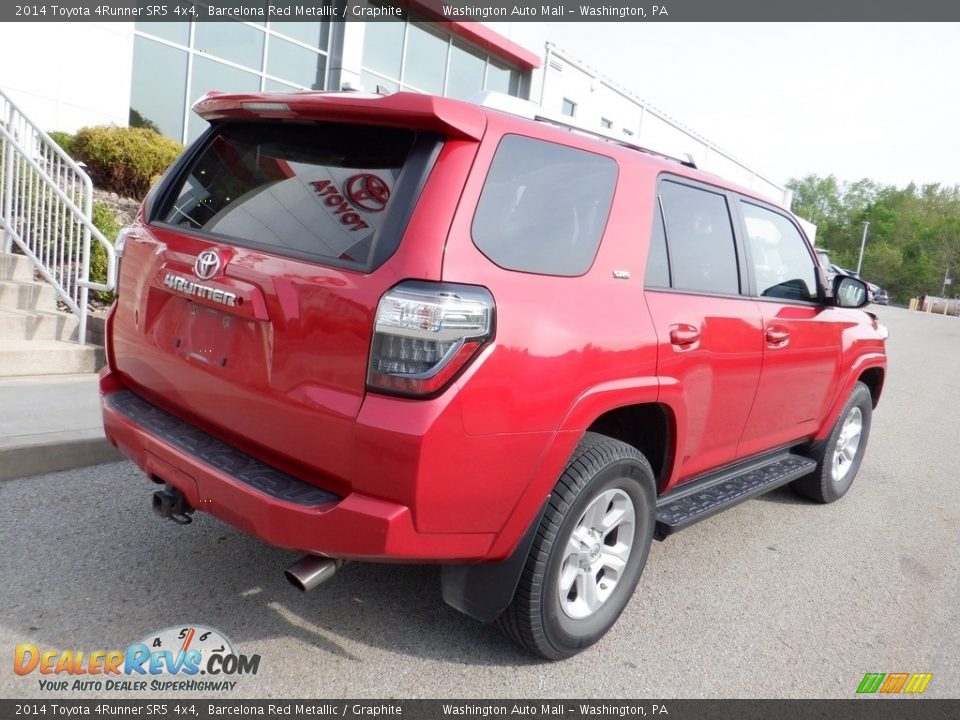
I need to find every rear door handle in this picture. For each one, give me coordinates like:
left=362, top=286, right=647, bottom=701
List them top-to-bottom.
left=669, top=324, right=701, bottom=348
left=765, top=327, right=790, bottom=346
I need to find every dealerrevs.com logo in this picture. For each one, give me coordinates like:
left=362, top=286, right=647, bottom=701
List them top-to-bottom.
left=13, top=625, right=260, bottom=693
left=856, top=672, right=934, bottom=695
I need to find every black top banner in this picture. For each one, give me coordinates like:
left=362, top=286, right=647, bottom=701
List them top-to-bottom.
left=4, top=0, right=960, bottom=22
left=2, top=700, right=959, bottom=720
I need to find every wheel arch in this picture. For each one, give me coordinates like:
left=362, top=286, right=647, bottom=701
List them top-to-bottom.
left=815, top=353, right=886, bottom=441
left=858, top=366, right=885, bottom=408
left=489, top=381, right=674, bottom=560
left=442, top=386, right=675, bottom=623
left=585, top=403, right=674, bottom=492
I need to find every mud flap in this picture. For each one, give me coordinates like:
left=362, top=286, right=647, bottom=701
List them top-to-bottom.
left=441, top=498, right=549, bottom=623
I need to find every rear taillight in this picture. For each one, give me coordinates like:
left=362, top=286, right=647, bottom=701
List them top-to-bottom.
left=367, top=281, right=494, bottom=397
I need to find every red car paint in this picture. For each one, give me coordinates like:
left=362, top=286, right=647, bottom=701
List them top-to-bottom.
left=100, top=90, right=886, bottom=563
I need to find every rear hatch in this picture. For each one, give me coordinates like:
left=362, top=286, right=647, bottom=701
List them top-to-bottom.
left=110, top=92, right=485, bottom=491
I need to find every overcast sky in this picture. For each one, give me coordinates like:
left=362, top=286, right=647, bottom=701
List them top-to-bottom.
left=543, top=22, right=958, bottom=190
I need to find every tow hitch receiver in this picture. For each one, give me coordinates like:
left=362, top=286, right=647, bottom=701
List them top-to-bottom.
left=152, top=485, right=194, bottom=525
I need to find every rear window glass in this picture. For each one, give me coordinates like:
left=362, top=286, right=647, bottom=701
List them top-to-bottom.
left=158, top=121, right=416, bottom=267
left=472, top=134, right=617, bottom=276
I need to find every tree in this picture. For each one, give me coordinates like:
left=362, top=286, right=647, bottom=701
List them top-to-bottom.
left=787, top=175, right=844, bottom=229
left=788, top=175, right=960, bottom=302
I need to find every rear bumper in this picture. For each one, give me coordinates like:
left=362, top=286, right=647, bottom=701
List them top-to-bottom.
left=100, top=373, right=496, bottom=562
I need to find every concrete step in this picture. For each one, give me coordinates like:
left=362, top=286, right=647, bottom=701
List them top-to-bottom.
left=0, top=253, right=36, bottom=282
left=0, top=279, right=60, bottom=312
left=0, top=308, right=80, bottom=342
left=0, top=339, right=105, bottom=376
left=0, top=373, right=122, bottom=480
left=0, top=430, right=122, bottom=481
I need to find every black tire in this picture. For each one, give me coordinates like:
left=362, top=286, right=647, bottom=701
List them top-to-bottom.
left=793, top=381, right=873, bottom=503
left=496, top=432, right=656, bottom=660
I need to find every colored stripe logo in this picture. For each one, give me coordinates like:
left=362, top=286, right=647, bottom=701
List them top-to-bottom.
left=857, top=672, right=933, bottom=694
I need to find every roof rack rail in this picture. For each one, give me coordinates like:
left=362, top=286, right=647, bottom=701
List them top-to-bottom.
left=470, top=91, right=697, bottom=169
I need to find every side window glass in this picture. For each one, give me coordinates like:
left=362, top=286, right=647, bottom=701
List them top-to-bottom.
left=472, top=135, right=617, bottom=277
left=659, top=181, right=740, bottom=295
left=644, top=200, right=670, bottom=288
left=740, top=201, right=818, bottom=302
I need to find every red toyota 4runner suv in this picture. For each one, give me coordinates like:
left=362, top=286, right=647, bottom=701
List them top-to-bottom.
left=101, top=91, right=887, bottom=660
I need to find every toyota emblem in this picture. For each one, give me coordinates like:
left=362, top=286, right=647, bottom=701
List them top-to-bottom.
left=345, top=173, right=390, bottom=213
left=194, top=249, right=221, bottom=280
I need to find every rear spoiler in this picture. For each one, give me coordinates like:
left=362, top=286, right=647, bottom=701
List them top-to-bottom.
left=193, top=91, right=487, bottom=141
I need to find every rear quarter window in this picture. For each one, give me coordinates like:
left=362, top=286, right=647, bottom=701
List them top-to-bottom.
left=155, top=121, right=419, bottom=268
left=472, top=134, right=618, bottom=276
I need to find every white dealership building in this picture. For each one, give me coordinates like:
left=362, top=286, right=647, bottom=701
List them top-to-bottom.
left=0, top=3, right=790, bottom=207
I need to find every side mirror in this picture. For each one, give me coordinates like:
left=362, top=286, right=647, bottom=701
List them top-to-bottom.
left=833, top=275, right=869, bottom=308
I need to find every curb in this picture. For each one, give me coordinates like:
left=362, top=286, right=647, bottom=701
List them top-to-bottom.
left=0, top=431, right=123, bottom=481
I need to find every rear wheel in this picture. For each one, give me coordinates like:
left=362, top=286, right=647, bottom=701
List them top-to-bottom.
left=793, top=381, right=873, bottom=503
left=497, top=432, right=656, bottom=660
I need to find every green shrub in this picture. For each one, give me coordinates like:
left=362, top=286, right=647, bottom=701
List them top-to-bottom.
left=72, top=125, right=182, bottom=200
left=48, top=131, right=76, bottom=157
left=90, top=202, right=120, bottom=303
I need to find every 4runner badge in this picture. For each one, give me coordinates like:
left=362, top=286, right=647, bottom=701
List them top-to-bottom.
left=163, top=272, right=238, bottom=308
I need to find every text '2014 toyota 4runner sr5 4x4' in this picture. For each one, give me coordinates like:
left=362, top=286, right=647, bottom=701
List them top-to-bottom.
left=101, top=90, right=888, bottom=660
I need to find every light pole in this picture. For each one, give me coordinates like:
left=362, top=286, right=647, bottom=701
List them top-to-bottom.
left=856, top=221, right=869, bottom=277
left=942, top=267, right=952, bottom=297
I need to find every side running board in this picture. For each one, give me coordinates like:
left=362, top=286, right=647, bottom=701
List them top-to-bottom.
left=655, top=453, right=817, bottom=539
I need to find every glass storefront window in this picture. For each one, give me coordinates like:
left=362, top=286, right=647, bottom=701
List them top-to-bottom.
left=360, top=17, right=523, bottom=102
left=131, top=19, right=523, bottom=145
left=361, top=19, right=404, bottom=79
left=132, top=21, right=334, bottom=143
left=134, top=21, right=189, bottom=46
left=271, top=21, right=329, bottom=51
left=194, top=22, right=265, bottom=71
left=403, top=23, right=447, bottom=95
left=130, top=36, right=188, bottom=139
left=267, top=37, right=326, bottom=90
left=446, top=40, right=486, bottom=101
left=190, top=55, right=261, bottom=100
left=187, top=56, right=260, bottom=142
left=486, top=58, right=520, bottom=96
left=361, top=72, right=398, bottom=95
left=264, top=78, right=301, bottom=92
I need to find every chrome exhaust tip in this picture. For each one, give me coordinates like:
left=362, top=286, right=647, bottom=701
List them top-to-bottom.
left=284, top=555, right=343, bottom=592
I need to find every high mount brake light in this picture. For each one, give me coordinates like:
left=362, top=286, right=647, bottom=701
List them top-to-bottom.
left=240, top=102, right=292, bottom=113
left=367, top=281, right=495, bottom=397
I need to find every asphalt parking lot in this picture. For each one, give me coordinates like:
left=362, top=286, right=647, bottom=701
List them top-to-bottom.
left=2, top=306, right=958, bottom=699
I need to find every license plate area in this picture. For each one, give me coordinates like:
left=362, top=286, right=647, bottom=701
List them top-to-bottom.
left=174, top=299, right=242, bottom=369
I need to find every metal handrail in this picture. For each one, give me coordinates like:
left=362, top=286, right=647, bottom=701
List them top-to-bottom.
left=0, top=87, right=116, bottom=345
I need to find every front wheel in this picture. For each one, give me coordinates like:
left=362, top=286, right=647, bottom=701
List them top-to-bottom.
left=793, top=381, right=873, bottom=503
left=497, top=433, right=656, bottom=660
